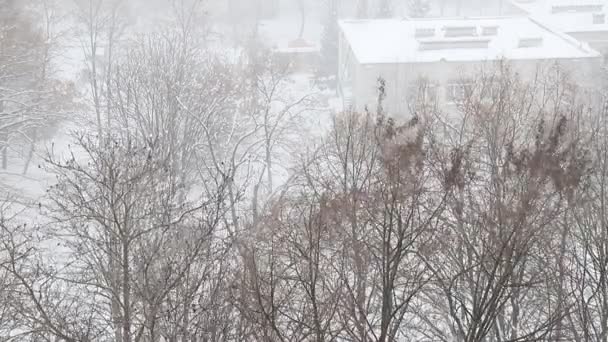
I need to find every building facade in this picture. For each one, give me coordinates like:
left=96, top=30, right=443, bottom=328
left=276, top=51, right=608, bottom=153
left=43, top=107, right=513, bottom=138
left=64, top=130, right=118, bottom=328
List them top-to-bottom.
left=510, top=0, right=608, bottom=56
left=338, top=17, right=602, bottom=116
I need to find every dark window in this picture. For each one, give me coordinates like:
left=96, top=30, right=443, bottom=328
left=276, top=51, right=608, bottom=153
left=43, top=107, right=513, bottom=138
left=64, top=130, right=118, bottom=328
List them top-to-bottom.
left=593, top=13, right=606, bottom=24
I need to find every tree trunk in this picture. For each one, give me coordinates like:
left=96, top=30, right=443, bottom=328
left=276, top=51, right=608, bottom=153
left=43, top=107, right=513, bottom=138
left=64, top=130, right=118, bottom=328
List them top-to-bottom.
left=297, top=0, right=306, bottom=39
left=0, top=100, right=6, bottom=170
left=22, top=127, right=37, bottom=175
left=1, top=138, right=7, bottom=170
left=265, top=142, right=273, bottom=194
left=122, top=236, right=131, bottom=342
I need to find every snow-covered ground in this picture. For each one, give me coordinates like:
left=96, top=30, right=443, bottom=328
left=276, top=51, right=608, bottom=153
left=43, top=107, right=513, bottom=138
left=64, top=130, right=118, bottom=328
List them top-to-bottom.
left=1, top=0, right=339, bottom=210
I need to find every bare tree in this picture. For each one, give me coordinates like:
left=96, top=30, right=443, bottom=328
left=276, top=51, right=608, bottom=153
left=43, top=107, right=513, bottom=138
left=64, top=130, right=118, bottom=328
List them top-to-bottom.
left=0, top=0, right=72, bottom=174
left=73, top=0, right=127, bottom=138
left=103, top=28, right=241, bottom=341
left=417, top=62, right=590, bottom=342
left=261, top=81, right=441, bottom=342
left=565, top=87, right=608, bottom=342
left=7, top=130, right=228, bottom=342
left=234, top=186, right=346, bottom=342
left=0, top=200, right=27, bottom=341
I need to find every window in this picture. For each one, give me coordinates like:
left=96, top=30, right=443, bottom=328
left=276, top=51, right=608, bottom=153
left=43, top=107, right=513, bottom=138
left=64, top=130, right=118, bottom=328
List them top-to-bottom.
left=552, top=5, right=603, bottom=13
left=594, top=13, right=606, bottom=24
left=443, top=26, right=477, bottom=37
left=481, top=26, right=499, bottom=36
left=415, top=28, right=435, bottom=38
left=518, top=37, right=543, bottom=48
left=418, top=39, right=490, bottom=50
left=480, top=80, right=502, bottom=100
left=407, top=81, right=438, bottom=105
left=446, top=81, right=473, bottom=102
left=560, top=83, right=578, bottom=106
left=425, top=84, right=439, bottom=102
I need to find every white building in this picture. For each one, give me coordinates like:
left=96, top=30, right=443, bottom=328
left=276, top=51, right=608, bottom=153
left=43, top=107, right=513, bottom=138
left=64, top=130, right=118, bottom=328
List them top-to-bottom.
left=335, top=0, right=525, bottom=18
left=510, top=0, right=608, bottom=55
left=338, top=16, right=602, bottom=115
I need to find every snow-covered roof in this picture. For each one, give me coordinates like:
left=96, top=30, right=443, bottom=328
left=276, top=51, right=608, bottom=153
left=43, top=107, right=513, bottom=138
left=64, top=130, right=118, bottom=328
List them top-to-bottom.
left=511, top=0, right=608, bottom=34
left=339, top=16, right=600, bottom=64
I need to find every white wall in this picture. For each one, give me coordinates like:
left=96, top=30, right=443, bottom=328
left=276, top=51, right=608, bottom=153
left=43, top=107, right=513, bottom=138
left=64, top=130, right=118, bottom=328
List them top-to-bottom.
left=342, top=57, right=602, bottom=118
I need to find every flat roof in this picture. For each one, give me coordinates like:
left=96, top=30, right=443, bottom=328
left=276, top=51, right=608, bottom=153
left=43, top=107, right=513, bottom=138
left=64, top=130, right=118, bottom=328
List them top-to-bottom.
left=511, top=0, right=608, bottom=34
left=339, top=16, right=600, bottom=64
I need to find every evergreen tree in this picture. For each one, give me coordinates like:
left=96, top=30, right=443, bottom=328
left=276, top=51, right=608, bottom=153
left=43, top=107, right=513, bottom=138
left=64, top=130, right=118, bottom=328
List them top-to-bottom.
left=318, top=0, right=339, bottom=81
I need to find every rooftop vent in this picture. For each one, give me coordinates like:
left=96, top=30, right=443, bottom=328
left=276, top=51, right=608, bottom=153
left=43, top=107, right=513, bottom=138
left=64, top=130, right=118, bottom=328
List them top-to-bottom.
left=551, top=4, right=603, bottom=13
left=593, top=13, right=606, bottom=24
left=443, top=26, right=478, bottom=37
left=481, top=26, right=499, bottom=36
left=415, top=28, right=435, bottom=38
left=518, top=37, right=543, bottom=48
left=418, top=38, right=490, bottom=50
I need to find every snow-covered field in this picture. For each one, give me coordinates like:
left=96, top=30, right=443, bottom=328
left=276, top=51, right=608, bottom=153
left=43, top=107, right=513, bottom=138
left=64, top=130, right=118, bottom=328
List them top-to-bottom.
left=0, top=0, right=339, bottom=205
